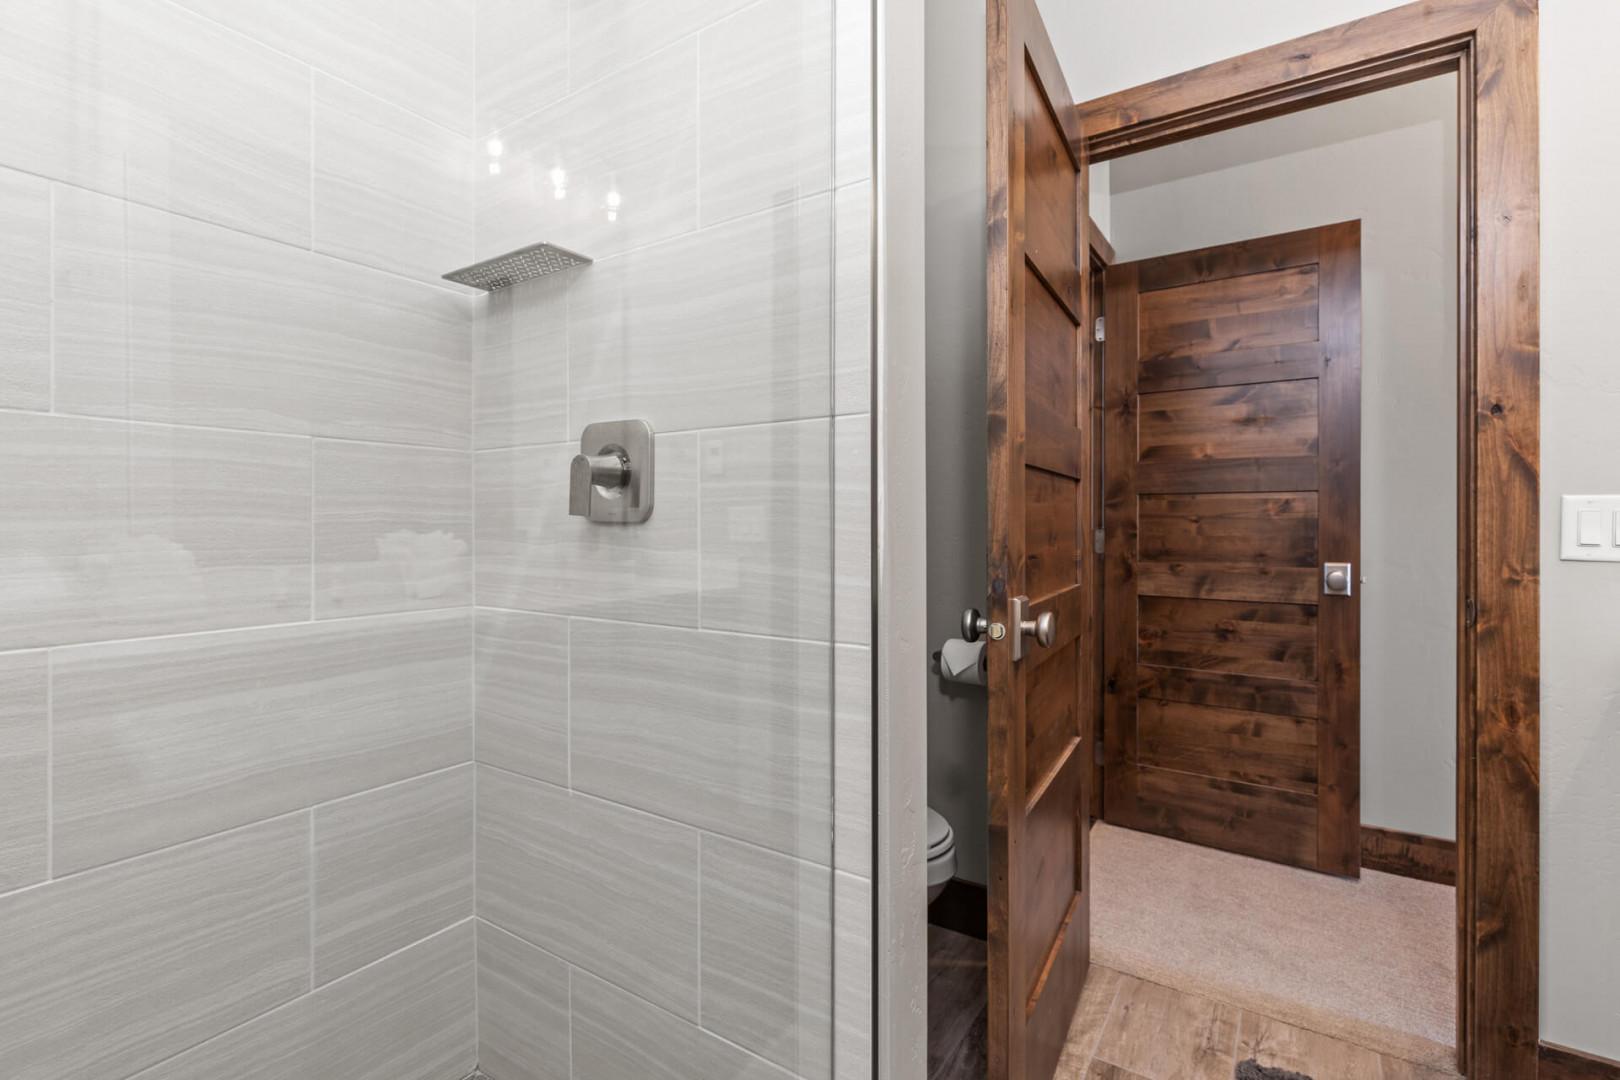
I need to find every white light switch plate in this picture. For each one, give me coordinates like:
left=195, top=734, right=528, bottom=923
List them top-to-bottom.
left=1559, top=495, right=1620, bottom=562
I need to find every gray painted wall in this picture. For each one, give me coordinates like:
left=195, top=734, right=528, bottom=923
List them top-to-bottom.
left=924, top=0, right=991, bottom=885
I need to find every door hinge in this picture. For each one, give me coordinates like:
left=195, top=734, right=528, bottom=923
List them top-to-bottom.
left=1093, top=316, right=1106, bottom=343
left=1093, top=527, right=1106, bottom=554
left=1465, top=596, right=1477, bottom=628
left=1094, top=739, right=1105, bottom=762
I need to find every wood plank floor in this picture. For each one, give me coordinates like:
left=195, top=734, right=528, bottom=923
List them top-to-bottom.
left=928, top=925, right=989, bottom=1080
left=925, top=927, right=1459, bottom=1080
left=1055, top=967, right=1461, bottom=1080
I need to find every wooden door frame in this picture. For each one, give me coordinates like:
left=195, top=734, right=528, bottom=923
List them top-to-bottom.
left=1071, top=2, right=1539, bottom=1076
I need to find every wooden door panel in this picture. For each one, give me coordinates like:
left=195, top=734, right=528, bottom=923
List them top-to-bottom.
left=987, top=1, right=1092, bottom=1077
left=1023, top=75, right=1081, bottom=315
left=1103, top=222, right=1361, bottom=877
left=1027, top=274, right=1080, bottom=426
left=1138, top=340, right=1325, bottom=393
left=1137, top=382, right=1320, bottom=463
left=1024, top=470, right=1080, bottom=601
left=1139, top=493, right=1318, bottom=563
left=1137, top=596, right=1318, bottom=682
left=1026, top=645, right=1080, bottom=793
left=1139, top=666, right=1319, bottom=719
left=1137, top=698, right=1317, bottom=793
left=1133, top=768, right=1318, bottom=865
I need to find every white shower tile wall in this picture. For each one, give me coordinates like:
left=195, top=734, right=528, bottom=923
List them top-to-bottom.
left=0, top=0, right=478, bottom=1076
left=0, top=0, right=874, bottom=1075
left=468, top=1, right=873, bottom=1079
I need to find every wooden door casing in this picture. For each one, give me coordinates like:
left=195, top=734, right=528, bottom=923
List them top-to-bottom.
left=986, top=0, right=1094, bottom=1077
left=1102, top=223, right=1362, bottom=877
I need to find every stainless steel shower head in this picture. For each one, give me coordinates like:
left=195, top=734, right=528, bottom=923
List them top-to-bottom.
left=442, top=241, right=591, bottom=291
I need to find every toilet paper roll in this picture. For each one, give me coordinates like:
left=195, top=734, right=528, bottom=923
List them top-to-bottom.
left=939, top=637, right=988, bottom=686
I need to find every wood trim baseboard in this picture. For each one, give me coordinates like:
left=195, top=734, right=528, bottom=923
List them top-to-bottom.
left=1361, top=826, right=1458, bottom=886
left=928, top=877, right=988, bottom=941
left=1541, top=1042, right=1620, bottom=1080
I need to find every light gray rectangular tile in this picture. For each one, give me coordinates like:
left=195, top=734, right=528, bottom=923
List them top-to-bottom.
left=0, top=0, right=311, bottom=244
left=170, top=0, right=476, bottom=135
left=478, top=0, right=569, bottom=134
left=566, top=0, right=755, bottom=86
left=698, top=0, right=832, bottom=226
left=834, top=0, right=873, bottom=187
left=476, top=41, right=697, bottom=263
left=313, top=73, right=474, bottom=284
left=0, top=169, right=50, bottom=410
left=834, top=181, right=873, bottom=415
left=54, top=187, right=472, bottom=448
left=569, top=194, right=832, bottom=435
left=473, top=274, right=569, bottom=450
left=0, top=413, right=311, bottom=650
left=835, top=414, right=872, bottom=646
left=699, top=419, right=832, bottom=639
left=475, top=435, right=699, bottom=626
left=314, top=440, right=472, bottom=619
left=475, top=609, right=569, bottom=786
left=52, top=611, right=471, bottom=874
left=569, top=621, right=832, bottom=862
left=834, top=644, right=872, bottom=878
left=0, top=651, right=48, bottom=891
left=313, top=766, right=475, bottom=985
left=477, top=766, right=700, bottom=1018
left=0, top=814, right=309, bottom=1080
left=700, top=836, right=833, bottom=1079
left=834, top=871, right=873, bottom=1080
left=477, top=919, right=571, bottom=1080
left=130, top=921, right=477, bottom=1080
left=302, top=921, right=477, bottom=1080
left=572, top=968, right=792, bottom=1080
left=127, top=991, right=308, bottom=1080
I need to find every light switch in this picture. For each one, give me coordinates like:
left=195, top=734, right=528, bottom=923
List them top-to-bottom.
left=1561, top=495, right=1620, bottom=562
left=1578, top=509, right=1603, bottom=546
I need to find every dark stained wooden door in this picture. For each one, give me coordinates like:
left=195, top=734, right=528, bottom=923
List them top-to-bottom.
left=985, top=0, right=1095, bottom=1077
left=1101, top=223, right=1362, bottom=877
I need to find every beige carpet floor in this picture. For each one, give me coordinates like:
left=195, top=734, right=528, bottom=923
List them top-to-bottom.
left=1090, top=822, right=1458, bottom=1073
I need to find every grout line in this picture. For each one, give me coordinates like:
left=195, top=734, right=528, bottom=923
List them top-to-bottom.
left=153, top=0, right=474, bottom=141
left=307, top=66, right=317, bottom=252
left=17, top=160, right=476, bottom=296
left=47, top=182, right=56, bottom=414
left=0, top=407, right=471, bottom=455
left=470, top=412, right=863, bottom=456
left=695, top=431, right=705, bottom=629
left=308, top=439, right=317, bottom=621
left=1, top=605, right=466, bottom=658
left=564, top=619, right=573, bottom=791
left=43, top=650, right=53, bottom=881
left=479, top=761, right=835, bottom=874
left=0, top=805, right=311, bottom=903
left=307, top=811, right=317, bottom=991
left=695, top=831, right=704, bottom=1027
left=490, top=914, right=793, bottom=1080
left=128, top=916, right=480, bottom=1080
left=565, top=964, right=575, bottom=1079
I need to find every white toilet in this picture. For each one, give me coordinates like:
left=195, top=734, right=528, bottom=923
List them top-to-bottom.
left=926, top=807, right=957, bottom=904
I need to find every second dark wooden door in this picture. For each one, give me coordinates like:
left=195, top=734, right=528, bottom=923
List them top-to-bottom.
left=1101, top=222, right=1362, bottom=877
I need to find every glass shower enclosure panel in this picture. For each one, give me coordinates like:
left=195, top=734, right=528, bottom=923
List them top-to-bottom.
left=0, top=0, right=872, bottom=1078
left=467, top=0, right=876, bottom=1076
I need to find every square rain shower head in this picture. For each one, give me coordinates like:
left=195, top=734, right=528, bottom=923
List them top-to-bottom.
left=442, top=241, right=591, bottom=291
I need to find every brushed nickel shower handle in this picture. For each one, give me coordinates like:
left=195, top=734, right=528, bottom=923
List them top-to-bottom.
left=569, top=449, right=629, bottom=517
